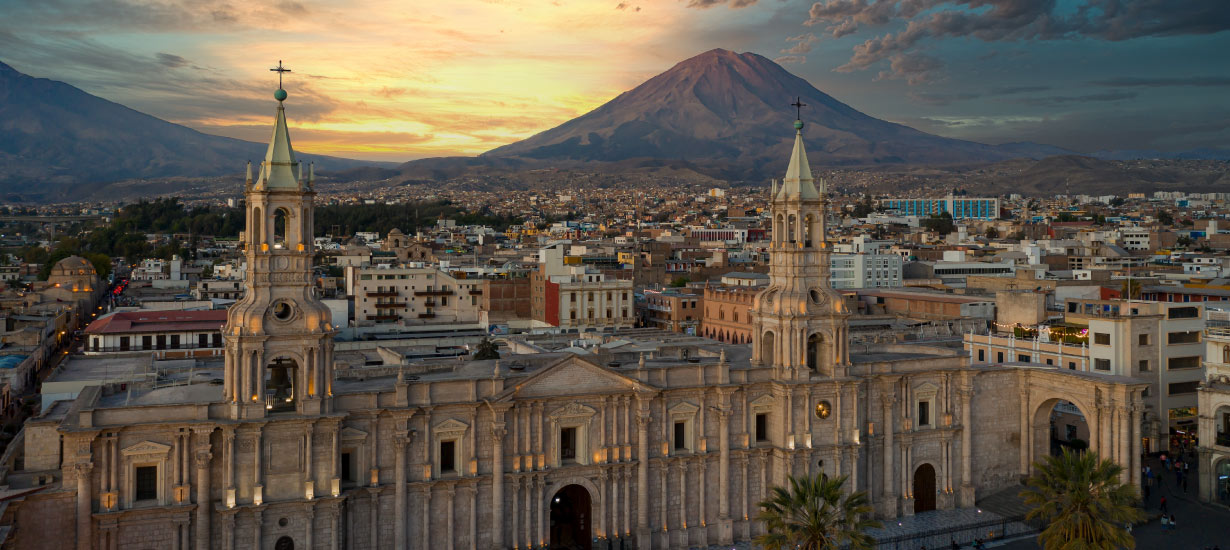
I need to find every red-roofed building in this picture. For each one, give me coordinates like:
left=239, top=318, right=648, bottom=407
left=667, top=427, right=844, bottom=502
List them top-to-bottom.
left=84, top=310, right=227, bottom=357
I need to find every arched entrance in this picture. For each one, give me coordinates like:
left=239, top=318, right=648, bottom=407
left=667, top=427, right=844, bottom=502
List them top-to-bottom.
left=266, top=357, right=299, bottom=412
left=1034, top=399, right=1090, bottom=459
left=913, top=464, right=936, bottom=513
left=549, top=484, right=591, bottom=550
left=275, top=536, right=294, bottom=550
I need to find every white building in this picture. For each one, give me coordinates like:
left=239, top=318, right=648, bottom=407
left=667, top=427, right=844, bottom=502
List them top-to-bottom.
left=830, top=253, right=903, bottom=289
left=347, top=264, right=486, bottom=327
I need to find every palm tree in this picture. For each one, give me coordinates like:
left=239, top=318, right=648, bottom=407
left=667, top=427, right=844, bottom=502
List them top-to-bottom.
left=1020, top=448, right=1143, bottom=550
left=755, top=473, right=881, bottom=550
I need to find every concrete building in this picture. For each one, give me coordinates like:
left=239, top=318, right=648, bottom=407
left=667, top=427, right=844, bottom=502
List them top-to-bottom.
left=0, top=92, right=1150, bottom=550
left=880, top=196, right=999, bottom=220
left=530, top=245, right=634, bottom=332
left=829, top=253, right=902, bottom=289
left=349, top=265, right=485, bottom=327
left=637, top=289, right=701, bottom=335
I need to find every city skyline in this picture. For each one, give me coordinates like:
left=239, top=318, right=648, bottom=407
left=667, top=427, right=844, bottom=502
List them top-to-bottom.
left=2, top=0, right=1227, bottom=161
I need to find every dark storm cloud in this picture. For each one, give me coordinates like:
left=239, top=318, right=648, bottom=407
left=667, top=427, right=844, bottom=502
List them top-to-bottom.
left=685, top=0, right=757, bottom=8
left=805, top=0, right=1230, bottom=83
left=156, top=53, right=190, bottom=68
left=1091, top=76, right=1230, bottom=88
left=988, top=85, right=1051, bottom=95
left=1008, top=91, right=1137, bottom=107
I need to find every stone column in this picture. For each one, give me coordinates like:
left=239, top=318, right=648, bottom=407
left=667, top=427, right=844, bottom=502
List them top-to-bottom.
left=958, top=386, right=974, bottom=506
left=1019, top=386, right=1031, bottom=477
left=881, top=389, right=896, bottom=513
left=636, top=403, right=652, bottom=549
left=717, top=403, right=733, bottom=544
left=1117, top=404, right=1130, bottom=483
left=1130, top=404, right=1143, bottom=488
left=490, top=421, right=507, bottom=550
left=394, top=433, right=409, bottom=550
left=195, top=449, right=213, bottom=550
left=76, top=462, right=94, bottom=550
left=304, top=504, right=315, bottom=550
left=252, top=509, right=263, bottom=550
left=220, top=512, right=236, bottom=550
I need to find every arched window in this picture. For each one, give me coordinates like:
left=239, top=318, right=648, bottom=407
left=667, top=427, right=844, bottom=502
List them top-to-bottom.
left=252, top=206, right=263, bottom=246
left=273, top=208, right=289, bottom=249
left=787, top=214, right=797, bottom=243
left=804, top=214, right=813, bottom=247
left=775, top=215, right=784, bottom=244
left=761, top=331, right=776, bottom=364
left=807, top=333, right=822, bottom=371
left=1223, top=345, right=1229, bottom=364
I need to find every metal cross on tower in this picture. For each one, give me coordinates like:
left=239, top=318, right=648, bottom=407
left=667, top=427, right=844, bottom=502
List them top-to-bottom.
left=270, top=60, right=291, bottom=89
left=791, top=97, right=807, bottom=120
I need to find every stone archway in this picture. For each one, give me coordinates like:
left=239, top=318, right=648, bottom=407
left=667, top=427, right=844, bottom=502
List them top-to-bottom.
left=760, top=331, right=775, bottom=365
left=1031, top=397, right=1094, bottom=464
left=913, top=463, right=937, bottom=514
left=549, top=484, right=591, bottom=550
left=275, top=536, right=294, bottom=550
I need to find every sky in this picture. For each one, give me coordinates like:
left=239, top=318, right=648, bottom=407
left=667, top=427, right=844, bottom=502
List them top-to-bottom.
left=2, top=0, right=1228, bottom=162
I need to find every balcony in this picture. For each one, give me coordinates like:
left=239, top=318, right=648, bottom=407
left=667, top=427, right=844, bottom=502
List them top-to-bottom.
left=366, top=290, right=398, bottom=297
left=414, top=290, right=454, bottom=296
left=468, top=290, right=483, bottom=296
left=423, top=300, right=436, bottom=307
left=374, top=302, right=405, bottom=308
left=418, top=313, right=435, bottom=319
left=366, top=314, right=399, bottom=321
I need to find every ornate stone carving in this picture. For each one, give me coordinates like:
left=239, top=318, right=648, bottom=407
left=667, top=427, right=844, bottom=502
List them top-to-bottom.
left=194, top=452, right=213, bottom=470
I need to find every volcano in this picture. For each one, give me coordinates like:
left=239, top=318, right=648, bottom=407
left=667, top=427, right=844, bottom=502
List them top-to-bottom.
left=484, top=49, right=1041, bottom=170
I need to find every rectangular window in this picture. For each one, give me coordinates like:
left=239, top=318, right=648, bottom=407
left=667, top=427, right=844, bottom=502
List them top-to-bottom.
left=1169, top=306, right=1199, bottom=319
left=1167, top=331, right=1201, bottom=344
left=212, top=333, right=221, bottom=347
left=1093, top=333, right=1110, bottom=345
left=198, top=334, right=208, bottom=348
left=1138, top=334, right=1149, bottom=346
left=142, top=335, right=152, bottom=350
left=156, top=335, right=167, bottom=350
left=170, top=335, right=180, bottom=349
left=120, top=336, right=130, bottom=351
left=977, top=349, right=985, bottom=362
left=996, top=352, right=1004, bottom=363
left=1018, top=354, right=1030, bottom=362
left=1168, top=356, right=1201, bottom=370
left=1046, top=358, right=1054, bottom=365
left=1095, top=359, right=1111, bottom=371
left=1068, top=362, right=1076, bottom=370
left=1168, top=381, right=1199, bottom=395
left=917, top=401, right=930, bottom=427
left=755, top=413, right=768, bottom=442
left=674, top=421, right=687, bottom=450
left=560, top=427, right=577, bottom=463
left=439, top=441, right=456, bottom=473
left=341, top=451, right=354, bottom=483
left=134, top=465, right=157, bottom=501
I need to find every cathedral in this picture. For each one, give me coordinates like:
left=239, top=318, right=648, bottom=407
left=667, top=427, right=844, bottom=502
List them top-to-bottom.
left=4, top=81, right=1150, bottom=550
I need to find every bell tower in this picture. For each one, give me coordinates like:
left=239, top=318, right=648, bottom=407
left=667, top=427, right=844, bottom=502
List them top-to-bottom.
left=223, top=69, right=335, bottom=419
left=750, top=113, right=851, bottom=380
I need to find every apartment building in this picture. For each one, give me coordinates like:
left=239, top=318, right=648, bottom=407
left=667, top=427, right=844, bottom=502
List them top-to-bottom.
left=880, top=196, right=999, bottom=220
left=830, top=253, right=903, bottom=289
left=349, top=264, right=485, bottom=326
left=637, top=288, right=702, bottom=334
left=83, top=310, right=227, bottom=358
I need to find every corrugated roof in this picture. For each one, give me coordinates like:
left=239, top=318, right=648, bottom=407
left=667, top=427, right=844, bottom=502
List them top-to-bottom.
left=84, top=310, right=227, bottom=334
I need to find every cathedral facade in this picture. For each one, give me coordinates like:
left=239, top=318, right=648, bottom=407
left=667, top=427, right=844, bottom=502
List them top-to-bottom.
left=6, top=85, right=1150, bottom=550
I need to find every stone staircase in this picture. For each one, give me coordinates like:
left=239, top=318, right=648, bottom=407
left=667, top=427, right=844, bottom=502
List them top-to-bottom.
left=976, top=485, right=1032, bottom=519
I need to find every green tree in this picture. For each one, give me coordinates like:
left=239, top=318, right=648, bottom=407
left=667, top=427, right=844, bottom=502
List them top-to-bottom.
left=1157, top=210, right=1174, bottom=226
left=922, top=212, right=955, bottom=235
left=985, top=226, right=1000, bottom=239
left=1176, top=236, right=1194, bottom=248
left=668, top=276, right=690, bottom=288
left=1121, top=279, right=1141, bottom=300
left=472, top=338, right=500, bottom=360
left=1020, top=448, right=1143, bottom=550
left=756, top=474, right=880, bottom=550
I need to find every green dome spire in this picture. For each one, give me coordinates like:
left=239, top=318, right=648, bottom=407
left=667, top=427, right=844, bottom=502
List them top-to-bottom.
left=274, top=88, right=288, bottom=102
left=793, top=120, right=804, bottom=131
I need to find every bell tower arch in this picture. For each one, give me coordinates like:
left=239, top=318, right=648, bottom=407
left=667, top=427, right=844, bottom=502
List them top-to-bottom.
left=223, top=77, right=336, bottom=419
left=750, top=116, right=851, bottom=380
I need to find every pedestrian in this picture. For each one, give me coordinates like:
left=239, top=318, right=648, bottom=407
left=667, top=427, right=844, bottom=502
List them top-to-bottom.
left=1143, top=482, right=1150, bottom=502
left=1160, top=495, right=1168, bottom=513
left=1161, top=514, right=1169, bottom=534
left=1169, top=514, right=1177, bottom=533
left=950, top=539, right=959, bottom=550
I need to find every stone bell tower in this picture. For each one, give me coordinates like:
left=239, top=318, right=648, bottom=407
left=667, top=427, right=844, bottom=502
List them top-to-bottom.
left=223, top=71, right=335, bottom=419
left=750, top=114, right=851, bottom=380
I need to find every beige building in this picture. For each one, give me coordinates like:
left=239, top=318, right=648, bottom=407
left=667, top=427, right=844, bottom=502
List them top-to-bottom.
left=0, top=93, right=1152, bottom=550
left=530, top=245, right=634, bottom=332
left=349, top=265, right=485, bottom=327
left=1199, top=327, right=1230, bottom=507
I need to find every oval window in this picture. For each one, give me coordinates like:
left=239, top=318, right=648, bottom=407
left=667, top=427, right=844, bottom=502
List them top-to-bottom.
left=273, top=302, right=293, bottom=321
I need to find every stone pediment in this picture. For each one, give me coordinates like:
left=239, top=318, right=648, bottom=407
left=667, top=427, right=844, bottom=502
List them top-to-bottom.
left=501, top=356, right=656, bottom=400
left=750, top=395, right=777, bottom=411
left=548, top=402, right=598, bottom=420
left=668, top=402, right=700, bottom=417
left=434, top=419, right=469, bottom=438
left=340, top=427, right=368, bottom=441
left=121, top=440, right=172, bottom=457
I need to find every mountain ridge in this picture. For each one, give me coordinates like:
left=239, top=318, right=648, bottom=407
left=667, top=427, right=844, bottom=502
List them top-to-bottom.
left=0, top=60, right=384, bottom=199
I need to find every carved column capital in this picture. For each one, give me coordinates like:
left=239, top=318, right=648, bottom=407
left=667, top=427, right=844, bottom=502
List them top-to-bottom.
left=490, top=425, right=508, bottom=441
left=194, top=452, right=213, bottom=470
left=74, top=462, right=95, bottom=476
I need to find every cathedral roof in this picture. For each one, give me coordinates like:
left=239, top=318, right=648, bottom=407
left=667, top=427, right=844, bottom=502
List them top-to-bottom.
left=254, top=91, right=303, bottom=191
left=776, top=120, right=821, bottom=201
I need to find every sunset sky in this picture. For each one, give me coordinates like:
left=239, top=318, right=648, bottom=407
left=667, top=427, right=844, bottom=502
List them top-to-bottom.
left=3, top=0, right=1228, bottom=161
